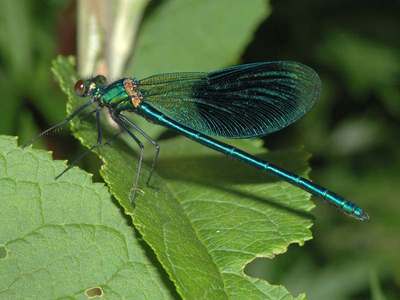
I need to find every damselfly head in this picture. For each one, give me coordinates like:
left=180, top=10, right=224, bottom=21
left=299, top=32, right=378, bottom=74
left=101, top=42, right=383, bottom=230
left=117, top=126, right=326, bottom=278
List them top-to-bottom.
left=74, top=75, right=108, bottom=98
left=74, top=79, right=86, bottom=96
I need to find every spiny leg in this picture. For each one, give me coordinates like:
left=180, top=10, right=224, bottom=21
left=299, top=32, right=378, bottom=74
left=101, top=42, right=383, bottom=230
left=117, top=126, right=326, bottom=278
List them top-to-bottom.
left=23, top=99, right=94, bottom=148
left=56, top=106, right=112, bottom=179
left=57, top=106, right=103, bottom=178
left=95, top=107, right=103, bottom=144
left=112, top=112, right=145, bottom=205
left=118, top=113, right=160, bottom=187
left=55, top=130, right=123, bottom=179
left=55, top=143, right=98, bottom=179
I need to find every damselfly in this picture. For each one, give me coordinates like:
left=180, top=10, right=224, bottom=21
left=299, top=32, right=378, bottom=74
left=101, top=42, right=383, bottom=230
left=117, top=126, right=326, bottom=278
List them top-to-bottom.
left=30, top=61, right=369, bottom=221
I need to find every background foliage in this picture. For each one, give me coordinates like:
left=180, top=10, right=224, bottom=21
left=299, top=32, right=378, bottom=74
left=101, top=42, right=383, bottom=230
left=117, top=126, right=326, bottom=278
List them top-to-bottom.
left=0, top=0, right=399, bottom=299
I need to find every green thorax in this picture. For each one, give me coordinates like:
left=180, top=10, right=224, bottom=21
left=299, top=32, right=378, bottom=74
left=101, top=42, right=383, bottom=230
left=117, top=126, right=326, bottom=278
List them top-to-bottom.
left=99, top=79, right=133, bottom=111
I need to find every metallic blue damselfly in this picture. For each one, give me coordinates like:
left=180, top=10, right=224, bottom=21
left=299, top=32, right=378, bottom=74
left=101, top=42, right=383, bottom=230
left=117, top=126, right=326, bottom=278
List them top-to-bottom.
left=30, top=61, right=369, bottom=221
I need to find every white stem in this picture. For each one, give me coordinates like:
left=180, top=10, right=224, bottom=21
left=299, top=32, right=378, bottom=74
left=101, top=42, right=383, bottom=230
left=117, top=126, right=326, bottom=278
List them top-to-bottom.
left=77, top=0, right=150, bottom=79
left=107, top=0, right=149, bottom=80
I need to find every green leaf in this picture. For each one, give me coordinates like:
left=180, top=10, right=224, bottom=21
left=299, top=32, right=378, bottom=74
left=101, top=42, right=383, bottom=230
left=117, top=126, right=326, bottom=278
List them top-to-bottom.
left=128, top=0, right=270, bottom=78
left=53, top=55, right=314, bottom=299
left=0, top=135, right=176, bottom=299
left=135, top=138, right=313, bottom=300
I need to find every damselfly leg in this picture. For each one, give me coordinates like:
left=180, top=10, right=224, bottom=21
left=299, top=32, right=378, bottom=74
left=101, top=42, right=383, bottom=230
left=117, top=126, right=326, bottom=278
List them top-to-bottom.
left=23, top=99, right=94, bottom=148
left=56, top=106, right=105, bottom=178
left=111, top=111, right=145, bottom=205
left=118, top=113, right=160, bottom=188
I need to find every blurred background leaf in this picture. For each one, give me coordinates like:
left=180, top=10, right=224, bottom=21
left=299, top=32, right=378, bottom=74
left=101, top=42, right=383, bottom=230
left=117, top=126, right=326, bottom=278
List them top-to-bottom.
left=0, top=0, right=69, bottom=147
left=129, top=0, right=269, bottom=77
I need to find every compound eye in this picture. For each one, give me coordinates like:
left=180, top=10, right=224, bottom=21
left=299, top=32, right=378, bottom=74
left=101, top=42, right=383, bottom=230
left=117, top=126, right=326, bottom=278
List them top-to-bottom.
left=94, top=75, right=107, bottom=85
left=74, top=80, right=86, bottom=96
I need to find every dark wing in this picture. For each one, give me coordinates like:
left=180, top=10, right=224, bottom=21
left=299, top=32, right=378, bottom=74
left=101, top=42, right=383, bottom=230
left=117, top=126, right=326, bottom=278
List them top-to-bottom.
left=138, top=61, right=321, bottom=138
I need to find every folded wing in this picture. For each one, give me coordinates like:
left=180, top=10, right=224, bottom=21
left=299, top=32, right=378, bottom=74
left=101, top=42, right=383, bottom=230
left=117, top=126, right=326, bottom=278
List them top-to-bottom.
left=138, top=61, right=321, bottom=138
